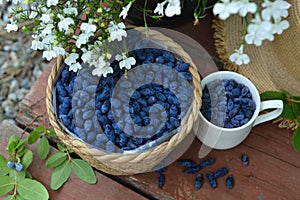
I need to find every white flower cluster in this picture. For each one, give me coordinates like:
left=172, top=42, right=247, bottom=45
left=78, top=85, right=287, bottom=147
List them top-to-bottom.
left=2, top=0, right=137, bottom=77
left=154, top=0, right=181, bottom=17
left=213, top=0, right=291, bottom=65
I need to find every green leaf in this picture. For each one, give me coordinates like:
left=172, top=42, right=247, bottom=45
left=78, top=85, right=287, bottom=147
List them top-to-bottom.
left=260, top=91, right=287, bottom=102
left=291, top=97, right=300, bottom=118
left=281, top=103, right=295, bottom=119
left=33, top=126, right=46, bottom=134
left=292, top=126, right=300, bottom=152
left=46, top=128, right=57, bottom=137
left=28, top=131, right=41, bottom=145
left=8, top=134, right=19, bottom=145
left=37, top=137, right=50, bottom=159
left=16, top=138, right=28, bottom=151
left=7, top=141, right=18, bottom=155
left=57, top=142, right=66, bottom=152
left=22, top=150, right=33, bottom=169
left=46, top=152, right=67, bottom=168
left=0, top=155, right=9, bottom=175
left=71, top=159, right=97, bottom=184
left=50, top=160, right=72, bottom=190
left=25, top=170, right=32, bottom=179
left=17, top=171, right=26, bottom=181
left=0, top=176, right=14, bottom=196
left=17, top=178, right=49, bottom=200
left=3, top=195, right=16, bottom=200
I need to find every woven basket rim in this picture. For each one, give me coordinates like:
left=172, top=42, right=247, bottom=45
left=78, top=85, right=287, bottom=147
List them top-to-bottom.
left=46, top=28, right=202, bottom=175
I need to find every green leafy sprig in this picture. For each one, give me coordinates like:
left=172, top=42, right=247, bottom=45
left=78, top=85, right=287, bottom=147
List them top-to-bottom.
left=260, top=90, right=300, bottom=151
left=0, top=126, right=97, bottom=199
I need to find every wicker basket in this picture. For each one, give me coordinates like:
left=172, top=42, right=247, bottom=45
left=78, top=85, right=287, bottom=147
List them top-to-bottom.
left=46, top=28, right=202, bottom=175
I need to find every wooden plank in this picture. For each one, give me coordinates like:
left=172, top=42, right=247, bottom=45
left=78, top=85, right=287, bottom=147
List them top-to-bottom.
left=0, top=120, right=148, bottom=200
left=117, top=125, right=300, bottom=200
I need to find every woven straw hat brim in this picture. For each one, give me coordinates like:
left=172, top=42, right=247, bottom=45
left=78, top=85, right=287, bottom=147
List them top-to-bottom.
left=213, top=0, right=300, bottom=96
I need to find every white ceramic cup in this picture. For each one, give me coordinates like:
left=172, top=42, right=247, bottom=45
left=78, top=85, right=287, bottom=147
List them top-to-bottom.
left=196, top=71, right=283, bottom=150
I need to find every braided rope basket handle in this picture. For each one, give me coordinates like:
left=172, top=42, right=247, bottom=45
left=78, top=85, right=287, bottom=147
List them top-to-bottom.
left=46, top=28, right=202, bottom=175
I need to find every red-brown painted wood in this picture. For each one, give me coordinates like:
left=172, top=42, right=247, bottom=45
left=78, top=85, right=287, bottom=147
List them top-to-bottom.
left=0, top=120, right=148, bottom=200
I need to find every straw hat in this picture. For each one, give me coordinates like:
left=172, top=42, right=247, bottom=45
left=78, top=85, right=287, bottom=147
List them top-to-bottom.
left=213, top=0, right=300, bottom=96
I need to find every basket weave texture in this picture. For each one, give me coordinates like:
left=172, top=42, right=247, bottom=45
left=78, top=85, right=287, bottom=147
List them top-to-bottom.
left=46, top=28, right=202, bottom=175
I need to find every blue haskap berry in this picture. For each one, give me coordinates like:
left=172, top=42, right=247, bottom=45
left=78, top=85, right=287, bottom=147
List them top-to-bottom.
left=163, top=51, right=175, bottom=63
left=155, top=56, right=165, bottom=64
left=175, top=63, right=189, bottom=72
left=179, top=72, right=192, bottom=81
left=225, top=85, right=233, bottom=92
left=241, top=86, right=249, bottom=97
left=232, top=88, right=241, bottom=97
left=131, top=91, right=141, bottom=100
left=156, top=93, right=167, bottom=101
left=168, top=95, right=179, bottom=106
left=147, top=96, right=157, bottom=105
left=137, top=98, right=148, bottom=107
left=101, top=100, right=110, bottom=114
left=248, top=100, right=256, bottom=111
left=169, top=105, right=178, bottom=117
left=228, top=106, right=239, bottom=118
left=243, top=109, right=253, bottom=119
left=235, top=114, right=245, bottom=121
left=60, top=115, right=71, bottom=127
left=170, top=117, right=180, bottom=128
left=230, top=118, right=240, bottom=127
left=240, top=118, right=250, bottom=125
left=84, top=120, right=93, bottom=132
left=86, top=131, right=97, bottom=143
left=241, top=154, right=249, bottom=166
left=199, top=157, right=216, bottom=167
left=178, top=159, right=197, bottom=167
left=7, top=161, right=15, bottom=169
left=15, top=163, right=24, bottom=172
left=183, top=165, right=202, bottom=174
left=154, top=167, right=167, bottom=173
left=214, top=167, right=229, bottom=179
left=206, top=171, right=217, bottom=189
left=158, top=173, right=165, bottom=189
left=195, top=174, right=204, bottom=190
left=226, top=175, right=234, bottom=189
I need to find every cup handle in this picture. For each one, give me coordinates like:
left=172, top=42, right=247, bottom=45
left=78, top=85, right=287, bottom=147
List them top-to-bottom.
left=253, top=100, right=283, bottom=127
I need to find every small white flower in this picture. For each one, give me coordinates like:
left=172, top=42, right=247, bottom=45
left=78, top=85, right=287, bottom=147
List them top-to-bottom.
left=12, top=0, right=23, bottom=4
left=47, top=0, right=58, bottom=7
left=165, top=0, right=181, bottom=17
left=213, top=0, right=232, bottom=20
left=230, top=0, right=257, bottom=17
left=262, top=0, right=291, bottom=21
left=120, top=1, right=133, bottom=19
left=154, top=1, right=167, bottom=16
left=64, top=2, right=78, bottom=15
left=29, top=11, right=38, bottom=19
left=40, top=13, right=52, bottom=23
left=58, top=14, right=74, bottom=34
left=245, top=14, right=274, bottom=46
left=80, top=19, right=96, bottom=34
left=272, top=19, right=289, bottom=34
left=107, top=21, right=127, bottom=42
left=5, top=23, right=18, bottom=32
left=41, top=23, right=54, bottom=36
left=75, top=32, right=93, bottom=48
left=42, top=34, right=56, bottom=45
left=31, top=35, right=44, bottom=50
left=229, top=45, right=250, bottom=65
left=53, top=46, right=66, bottom=56
left=43, top=49, right=57, bottom=61
left=81, top=50, right=93, bottom=63
left=65, top=53, right=82, bottom=72
left=115, top=53, right=136, bottom=70
left=92, top=66, right=113, bottom=77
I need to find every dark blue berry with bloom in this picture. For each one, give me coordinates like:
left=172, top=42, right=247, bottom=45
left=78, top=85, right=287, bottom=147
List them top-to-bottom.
left=241, top=154, right=249, bottom=166
left=7, top=161, right=15, bottom=169
left=15, top=163, right=24, bottom=172
left=195, top=174, right=204, bottom=190
left=226, top=175, right=234, bottom=189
